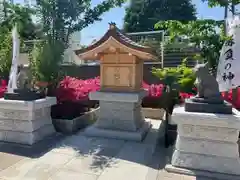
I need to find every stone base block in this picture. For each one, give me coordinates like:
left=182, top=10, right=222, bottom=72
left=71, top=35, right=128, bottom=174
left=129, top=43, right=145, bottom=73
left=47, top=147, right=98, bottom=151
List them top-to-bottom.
left=4, top=89, right=45, bottom=101
left=90, top=91, right=147, bottom=132
left=0, top=97, right=57, bottom=145
left=184, top=99, right=232, bottom=114
left=170, top=106, right=240, bottom=175
left=0, top=118, right=52, bottom=133
left=82, top=121, right=151, bottom=142
left=0, top=124, right=55, bottom=145
left=175, top=136, right=239, bottom=158
left=171, top=150, right=240, bottom=175
left=165, top=164, right=240, bottom=180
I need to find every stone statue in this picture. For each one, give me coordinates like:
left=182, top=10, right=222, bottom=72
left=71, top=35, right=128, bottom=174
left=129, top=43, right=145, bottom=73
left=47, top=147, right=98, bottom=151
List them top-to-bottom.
left=185, top=62, right=232, bottom=114
left=192, top=63, right=223, bottom=104
left=4, top=64, right=45, bottom=100
left=16, top=64, right=30, bottom=89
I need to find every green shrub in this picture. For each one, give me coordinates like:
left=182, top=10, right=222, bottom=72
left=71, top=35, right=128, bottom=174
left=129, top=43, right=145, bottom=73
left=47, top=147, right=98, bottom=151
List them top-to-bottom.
left=0, top=28, right=12, bottom=79
left=29, top=39, right=64, bottom=84
left=152, top=58, right=196, bottom=93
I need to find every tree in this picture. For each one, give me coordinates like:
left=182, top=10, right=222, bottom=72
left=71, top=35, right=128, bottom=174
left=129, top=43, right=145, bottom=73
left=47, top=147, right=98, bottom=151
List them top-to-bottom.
left=30, top=0, right=126, bottom=86
left=36, top=0, right=126, bottom=48
left=124, top=0, right=196, bottom=33
left=202, top=0, right=240, bottom=34
left=202, top=0, right=239, bottom=9
left=0, top=2, right=41, bottom=40
left=155, top=20, right=229, bottom=75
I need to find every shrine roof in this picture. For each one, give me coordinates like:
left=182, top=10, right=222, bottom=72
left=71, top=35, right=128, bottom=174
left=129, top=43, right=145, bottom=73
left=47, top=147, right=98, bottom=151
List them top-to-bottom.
left=75, top=22, right=156, bottom=59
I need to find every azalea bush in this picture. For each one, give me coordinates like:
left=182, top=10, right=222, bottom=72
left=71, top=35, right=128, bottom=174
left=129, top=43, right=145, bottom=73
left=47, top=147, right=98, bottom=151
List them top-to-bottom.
left=1, top=75, right=240, bottom=119
left=54, top=76, right=240, bottom=110
left=56, top=76, right=165, bottom=103
left=56, top=76, right=101, bottom=103
left=0, top=80, right=7, bottom=98
left=222, top=89, right=240, bottom=110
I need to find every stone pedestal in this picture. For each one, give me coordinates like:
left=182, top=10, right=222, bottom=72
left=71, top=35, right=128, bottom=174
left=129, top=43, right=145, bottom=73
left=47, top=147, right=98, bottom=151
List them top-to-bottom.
left=82, top=91, right=151, bottom=141
left=0, top=97, right=57, bottom=145
left=166, top=106, right=240, bottom=176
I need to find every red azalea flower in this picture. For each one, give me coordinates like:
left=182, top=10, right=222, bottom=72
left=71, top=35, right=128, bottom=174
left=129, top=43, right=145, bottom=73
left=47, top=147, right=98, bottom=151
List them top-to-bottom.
left=56, top=77, right=165, bottom=102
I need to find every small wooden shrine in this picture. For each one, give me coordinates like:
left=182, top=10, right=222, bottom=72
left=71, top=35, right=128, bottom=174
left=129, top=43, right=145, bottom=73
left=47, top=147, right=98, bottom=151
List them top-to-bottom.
left=75, top=22, right=156, bottom=92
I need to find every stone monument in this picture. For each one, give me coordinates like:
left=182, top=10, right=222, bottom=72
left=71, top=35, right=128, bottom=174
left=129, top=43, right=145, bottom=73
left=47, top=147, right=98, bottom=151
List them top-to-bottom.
left=75, top=22, right=156, bottom=141
left=0, top=28, right=56, bottom=145
left=185, top=62, right=232, bottom=114
left=166, top=63, right=240, bottom=179
left=4, top=64, right=45, bottom=101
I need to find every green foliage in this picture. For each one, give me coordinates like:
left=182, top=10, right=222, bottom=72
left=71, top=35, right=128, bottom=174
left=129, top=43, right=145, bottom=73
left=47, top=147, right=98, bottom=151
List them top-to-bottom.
left=31, top=0, right=126, bottom=85
left=36, top=0, right=126, bottom=48
left=124, top=0, right=196, bottom=33
left=202, top=0, right=240, bottom=7
left=0, top=2, right=41, bottom=40
left=155, top=20, right=229, bottom=74
left=0, top=27, right=12, bottom=78
left=29, top=39, right=65, bottom=83
left=152, top=58, right=196, bottom=93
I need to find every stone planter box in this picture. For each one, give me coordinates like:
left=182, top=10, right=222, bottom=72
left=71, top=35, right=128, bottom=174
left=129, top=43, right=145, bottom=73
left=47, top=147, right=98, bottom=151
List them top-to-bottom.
left=52, top=107, right=165, bottom=135
left=53, top=108, right=98, bottom=134
left=142, top=108, right=165, bottom=120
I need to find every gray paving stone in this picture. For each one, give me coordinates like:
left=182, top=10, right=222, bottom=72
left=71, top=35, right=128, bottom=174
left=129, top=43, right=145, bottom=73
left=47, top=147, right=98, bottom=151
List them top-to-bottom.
left=0, top=119, right=232, bottom=180
left=51, top=135, right=98, bottom=157
left=89, top=137, right=126, bottom=149
left=115, top=142, right=155, bottom=165
left=0, top=152, right=25, bottom=171
left=23, top=152, right=73, bottom=179
left=63, top=155, right=110, bottom=175
left=0, top=158, right=37, bottom=180
left=98, top=161, right=149, bottom=180
left=49, top=169, right=98, bottom=180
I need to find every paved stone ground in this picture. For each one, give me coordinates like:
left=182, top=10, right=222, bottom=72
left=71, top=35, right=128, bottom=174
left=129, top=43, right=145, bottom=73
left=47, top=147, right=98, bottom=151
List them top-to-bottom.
left=0, top=120, right=232, bottom=180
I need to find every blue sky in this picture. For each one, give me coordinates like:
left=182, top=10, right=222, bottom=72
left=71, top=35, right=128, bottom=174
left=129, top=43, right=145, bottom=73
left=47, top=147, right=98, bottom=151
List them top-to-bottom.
left=15, top=0, right=233, bottom=45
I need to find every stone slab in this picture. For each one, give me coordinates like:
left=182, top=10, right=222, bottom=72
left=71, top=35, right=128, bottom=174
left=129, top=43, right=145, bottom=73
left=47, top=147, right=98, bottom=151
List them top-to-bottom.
left=89, top=90, right=147, bottom=103
left=0, top=97, right=57, bottom=110
left=184, top=99, right=232, bottom=114
left=96, top=101, right=145, bottom=131
left=172, top=106, right=240, bottom=129
left=0, top=107, right=51, bottom=121
left=142, top=108, right=165, bottom=120
left=0, top=117, right=52, bottom=133
left=82, top=121, right=151, bottom=142
left=0, top=124, right=55, bottom=145
left=177, top=124, right=239, bottom=143
left=175, top=136, right=239, bottom=158
left=171, top=150, right=240, bottom=175
left=0, top=152, right=25, bottom=171
left=97, top=161, right=150, bottom=180
left=165, top=164, right=240, bottom=180
left=50, top=170, right=98, bottom=180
